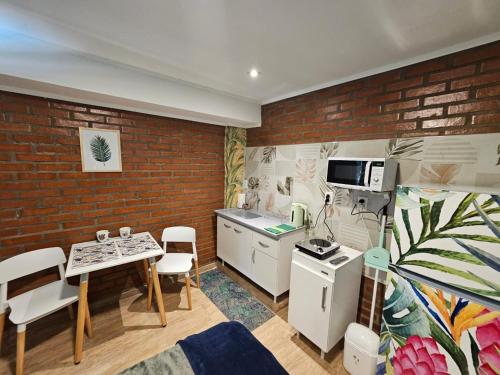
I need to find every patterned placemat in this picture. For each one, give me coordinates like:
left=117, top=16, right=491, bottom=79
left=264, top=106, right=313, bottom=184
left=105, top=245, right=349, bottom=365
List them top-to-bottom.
left=115, top=233, right=162, bottom=257
left=72, top=242, right=119, bottom=268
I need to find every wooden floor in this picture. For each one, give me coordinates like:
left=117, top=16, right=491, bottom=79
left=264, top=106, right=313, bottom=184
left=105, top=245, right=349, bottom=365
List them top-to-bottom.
left=0, top=262, right=347, bottom=374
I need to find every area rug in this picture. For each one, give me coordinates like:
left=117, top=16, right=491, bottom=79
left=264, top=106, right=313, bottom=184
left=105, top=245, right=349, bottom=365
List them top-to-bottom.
left=199, top=268, right=274, bottom=331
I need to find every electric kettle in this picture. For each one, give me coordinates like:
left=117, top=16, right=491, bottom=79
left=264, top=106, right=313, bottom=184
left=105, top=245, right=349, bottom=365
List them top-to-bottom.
left=290, top=203, right=308, bottom=227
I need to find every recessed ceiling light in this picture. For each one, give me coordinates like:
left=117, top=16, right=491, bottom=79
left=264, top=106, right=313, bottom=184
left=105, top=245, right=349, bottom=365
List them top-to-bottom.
left=249, top=68, right=259, bottom=78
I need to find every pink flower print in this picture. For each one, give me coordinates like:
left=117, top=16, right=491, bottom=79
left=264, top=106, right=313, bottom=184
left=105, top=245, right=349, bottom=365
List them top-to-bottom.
left=475, top=310, right=500, bottom=375
left=393, top=336, right=449, bottom=375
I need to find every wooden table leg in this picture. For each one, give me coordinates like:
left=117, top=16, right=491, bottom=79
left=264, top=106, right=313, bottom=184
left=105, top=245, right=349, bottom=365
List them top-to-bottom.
left=149, top=258, right=167, bottom=327
left=142, top=259, right=150, bottom=288
left=74, top=273, right=89, bottom=364
left=85, top=301, right=94, bottom=338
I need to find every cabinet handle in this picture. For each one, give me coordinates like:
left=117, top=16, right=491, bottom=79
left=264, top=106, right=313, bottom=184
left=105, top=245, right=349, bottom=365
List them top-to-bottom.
left=223, top=224, right=231, bottom=228
left=234, top=228, right=242, bottom=234
left=258, top=241, right=269, bottom=248
left=252, top=249, right=255, bottom=263
left=321, top=286, right=327, bottom=310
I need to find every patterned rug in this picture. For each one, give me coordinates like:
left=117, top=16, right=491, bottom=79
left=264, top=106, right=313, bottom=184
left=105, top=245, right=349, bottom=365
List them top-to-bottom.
left=200, top=268, right=274, bottom=331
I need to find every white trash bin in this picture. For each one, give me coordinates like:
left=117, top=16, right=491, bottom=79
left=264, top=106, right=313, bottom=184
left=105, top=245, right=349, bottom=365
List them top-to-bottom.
left=343, top=323, right=380, bottom=375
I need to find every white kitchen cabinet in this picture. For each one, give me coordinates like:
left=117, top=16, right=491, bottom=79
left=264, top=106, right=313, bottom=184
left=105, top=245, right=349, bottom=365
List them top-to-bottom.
left=216, top=216, right=305, bottom=302
left=288, top=248, right=363, bottom=358
left=288, top=260, right=333, bottom=351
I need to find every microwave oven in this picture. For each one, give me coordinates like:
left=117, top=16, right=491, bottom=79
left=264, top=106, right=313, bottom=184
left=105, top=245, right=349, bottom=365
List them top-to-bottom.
left=326, top=157, right=397, bottom=192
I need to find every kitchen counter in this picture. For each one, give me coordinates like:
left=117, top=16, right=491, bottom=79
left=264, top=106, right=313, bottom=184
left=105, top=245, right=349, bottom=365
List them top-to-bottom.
left=214, top=208, right=305, bottom=239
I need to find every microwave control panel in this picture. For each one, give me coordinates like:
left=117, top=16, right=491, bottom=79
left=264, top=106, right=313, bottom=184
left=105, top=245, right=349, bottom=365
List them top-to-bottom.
left=369, top=162, right=385, bottom=190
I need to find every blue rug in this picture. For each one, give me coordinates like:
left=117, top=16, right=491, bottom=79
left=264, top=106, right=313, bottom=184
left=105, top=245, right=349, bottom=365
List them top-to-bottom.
left=200, top=269, right=274, bottom=331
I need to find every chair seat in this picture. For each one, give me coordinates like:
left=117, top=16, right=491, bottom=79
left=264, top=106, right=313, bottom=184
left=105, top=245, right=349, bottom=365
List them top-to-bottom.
left=156, top=253, right=194, bottom=274
left=8, top=280, right=79, bottom=325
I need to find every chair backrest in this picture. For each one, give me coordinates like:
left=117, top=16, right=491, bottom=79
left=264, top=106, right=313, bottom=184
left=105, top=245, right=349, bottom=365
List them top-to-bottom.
left=161, top=226, right=197, bottom=259
left=0, top=247, right=67, bottom=284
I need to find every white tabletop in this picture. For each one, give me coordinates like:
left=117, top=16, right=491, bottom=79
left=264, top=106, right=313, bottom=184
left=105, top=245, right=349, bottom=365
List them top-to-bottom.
left=66, top=232, right=164, bottom=278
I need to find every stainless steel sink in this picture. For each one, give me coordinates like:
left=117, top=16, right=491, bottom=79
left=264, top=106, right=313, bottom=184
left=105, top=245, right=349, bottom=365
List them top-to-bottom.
left=232, top=210, right=261, bottom=219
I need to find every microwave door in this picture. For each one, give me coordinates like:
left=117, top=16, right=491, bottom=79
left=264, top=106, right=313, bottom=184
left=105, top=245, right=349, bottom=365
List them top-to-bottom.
left=327, top=160, right=366, bottom=186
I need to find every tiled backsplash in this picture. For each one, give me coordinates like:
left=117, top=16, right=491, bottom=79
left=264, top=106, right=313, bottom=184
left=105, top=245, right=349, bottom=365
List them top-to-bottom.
left=244, top=133, right=499, bottom=254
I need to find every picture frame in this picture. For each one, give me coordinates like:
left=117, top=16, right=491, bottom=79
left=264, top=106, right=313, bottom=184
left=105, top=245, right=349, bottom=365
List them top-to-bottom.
left=79, top=127, right=122, bottom=172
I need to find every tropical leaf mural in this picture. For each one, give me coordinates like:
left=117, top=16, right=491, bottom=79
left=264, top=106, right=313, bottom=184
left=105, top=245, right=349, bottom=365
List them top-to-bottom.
left=224, top=127, right=246, bottom=208
left=90, top=135, right=112, bottom=164
left=385, top=138, right=423, bottom=160
left=320, top=142, right=338, bottom=159
left=262, top=146, right=276, bottom=164
left=277, top=177, right=293, bottom=196
left=391, top=186, right=500, bottom=301
left=378, top=273, right=499, bottom=375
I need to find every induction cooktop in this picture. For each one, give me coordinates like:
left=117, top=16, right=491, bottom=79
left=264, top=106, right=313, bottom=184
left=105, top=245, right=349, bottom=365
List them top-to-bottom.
left=295, top=238, right=340, bottom=260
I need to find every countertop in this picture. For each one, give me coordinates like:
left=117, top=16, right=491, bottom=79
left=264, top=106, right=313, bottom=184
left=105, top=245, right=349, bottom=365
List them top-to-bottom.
left=214, top=208, right=305, bottom=239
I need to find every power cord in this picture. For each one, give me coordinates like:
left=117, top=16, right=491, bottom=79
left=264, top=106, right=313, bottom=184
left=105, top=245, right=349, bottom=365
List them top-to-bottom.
left=350, top=191, right=392, bottom=222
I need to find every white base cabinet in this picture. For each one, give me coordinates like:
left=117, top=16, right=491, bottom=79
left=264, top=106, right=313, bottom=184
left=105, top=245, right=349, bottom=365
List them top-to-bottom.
left=216, top=216, right=305, bottom=300
left=288, top=248, right=363, bottom=357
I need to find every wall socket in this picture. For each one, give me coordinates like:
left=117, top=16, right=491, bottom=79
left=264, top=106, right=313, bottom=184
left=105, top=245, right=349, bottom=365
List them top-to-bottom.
left=324, top=192, right=333, bottom=205
left=356, top=195, right=369, bottom=210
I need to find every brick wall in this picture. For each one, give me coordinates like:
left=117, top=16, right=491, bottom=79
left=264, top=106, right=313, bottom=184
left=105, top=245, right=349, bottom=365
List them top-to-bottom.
left=247, top=41, right=500, bottom=330
left=249, top=41, right=500, bottom=146
left=0, top=91, right=224, bottom=299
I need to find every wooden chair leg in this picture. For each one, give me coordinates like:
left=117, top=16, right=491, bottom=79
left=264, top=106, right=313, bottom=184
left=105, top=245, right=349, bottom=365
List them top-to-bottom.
left=194, top=259, right=200, bottom=288
left=185, top=273, right=192, bottom=310
left=146, top=275, right=153, bottom=311
left=84, top=302, right=93, bottom=338
left=67, top=304, right=74, bottom=320
left=0, top=312, right=5, bottom=353
left=16, top=327, right=26, bottom=375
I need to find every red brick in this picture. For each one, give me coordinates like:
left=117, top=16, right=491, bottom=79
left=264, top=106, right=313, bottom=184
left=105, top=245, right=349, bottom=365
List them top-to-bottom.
left=453, top=43, right=500, bottom=65
left=481, top=57, right=500, bottom=72
left=404, top=60, right=448, bottom=76
left=428, top=65, right=476, bottom=82
left=451, top=72, right=500, bottom=90
left=386, top=76, right=423, bottom=91
left=405, top=83, right=446, bottom=98
left=476, top=85, right=500, bottom=98
left=423, top=91, right=469, bottom=106
left=369, top=92, right=402, bottom=105
left=384, top=99, right=419, bottom=112
left=450, top=100, right=499, bottom=115
left=403, top=108, right=443, bottom=120
left=326, top=112, right=350, bottom=121
left=73, top=113, right=105, bottom=122
left=472, top=114, right=500, bottom=125
left=106, top=117, right=134, bottom=126
left=422, top=117, right=465, bottom=129
left=55, top=119, right=88, bottom=128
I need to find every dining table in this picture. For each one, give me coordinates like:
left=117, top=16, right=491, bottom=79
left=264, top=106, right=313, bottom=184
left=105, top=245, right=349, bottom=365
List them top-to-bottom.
left=65, top=232, right=167, bottom=364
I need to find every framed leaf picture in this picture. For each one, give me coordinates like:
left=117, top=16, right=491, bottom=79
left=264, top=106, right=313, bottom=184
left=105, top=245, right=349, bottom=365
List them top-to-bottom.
left=79, top=127, right=122, bottom=172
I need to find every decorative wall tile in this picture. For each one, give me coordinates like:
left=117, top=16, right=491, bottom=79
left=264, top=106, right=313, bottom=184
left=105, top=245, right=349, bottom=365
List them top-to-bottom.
left=243, top=134, right=499, bottom=254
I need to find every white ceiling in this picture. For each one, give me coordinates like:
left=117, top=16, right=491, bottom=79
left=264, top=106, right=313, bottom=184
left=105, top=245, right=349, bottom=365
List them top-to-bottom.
left=0, top=1, right=499, bottom=126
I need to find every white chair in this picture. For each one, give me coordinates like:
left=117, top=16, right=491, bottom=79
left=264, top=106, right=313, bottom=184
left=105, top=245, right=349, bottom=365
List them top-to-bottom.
left=147, top=227, right=200, bottom=311
left=0, top=247, right=92, bottom=375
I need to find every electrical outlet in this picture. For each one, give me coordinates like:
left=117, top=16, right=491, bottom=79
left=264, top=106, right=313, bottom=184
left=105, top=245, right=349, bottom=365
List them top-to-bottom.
left=325, top=192, right=333, bottom=205
left=356, top=196, right=368, bottom=210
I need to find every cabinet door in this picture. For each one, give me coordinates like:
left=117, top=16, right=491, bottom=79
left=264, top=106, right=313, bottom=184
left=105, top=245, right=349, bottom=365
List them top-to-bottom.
left=216, top=218, right=233, bottom=263
left=232, top=224, right=252, bottom=277
left=252, top=248, right=278, bottom=294
left=288, top=260, right=333, bottom=351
